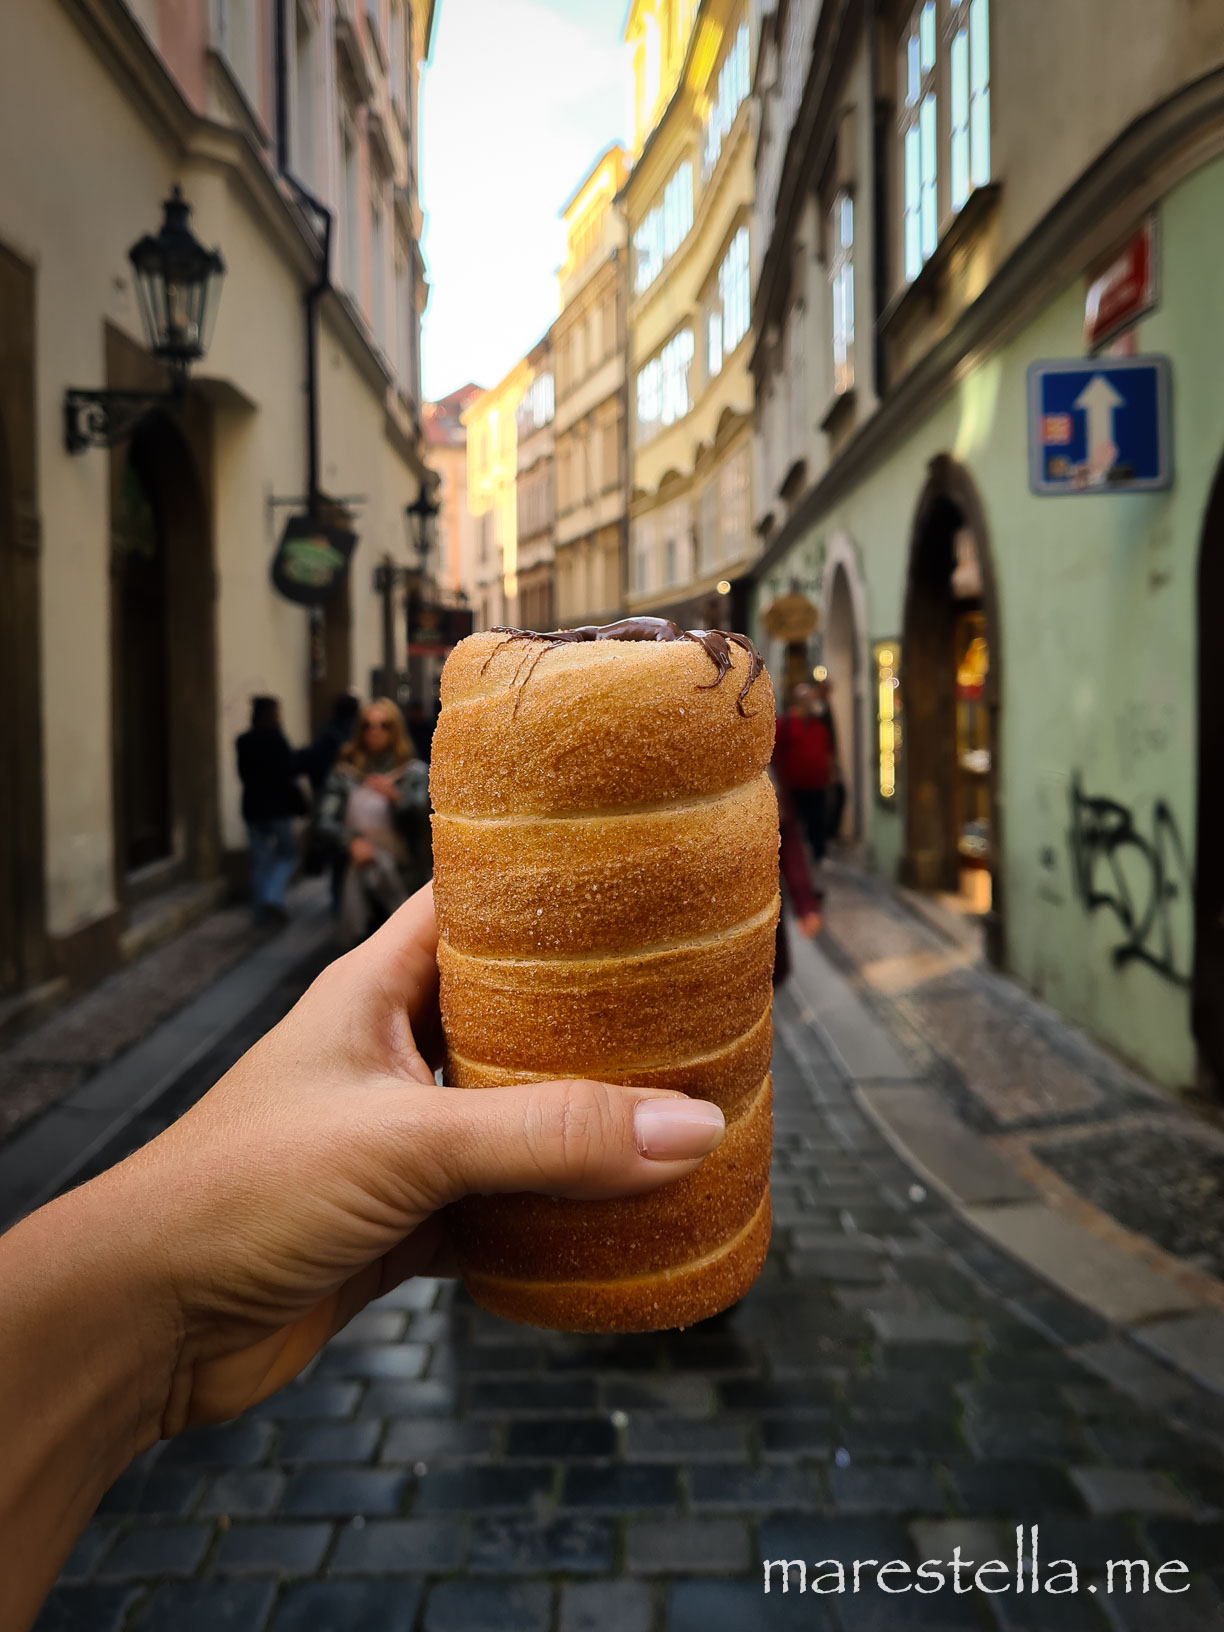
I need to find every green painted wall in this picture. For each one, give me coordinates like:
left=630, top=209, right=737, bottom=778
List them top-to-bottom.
left=759, top=152, right=1224, bottom=1089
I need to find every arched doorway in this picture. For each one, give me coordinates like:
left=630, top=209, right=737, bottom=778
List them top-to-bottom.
left=110, top=410, right=219, bottom=899
left=901, top=455, right=1003, bottom=959
left=1195, top=457, right=1224, bottom=1093
left=823, top=550, right=865, bottom=843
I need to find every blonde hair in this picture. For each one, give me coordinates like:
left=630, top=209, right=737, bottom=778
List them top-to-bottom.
left=344, top=697, right=416, bottom=771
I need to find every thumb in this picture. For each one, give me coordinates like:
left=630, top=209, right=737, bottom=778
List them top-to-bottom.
left=405, top=1079, right=726, bottom=1207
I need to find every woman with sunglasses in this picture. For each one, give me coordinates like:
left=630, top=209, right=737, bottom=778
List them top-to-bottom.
left=315, top=698, right=431, bottom=945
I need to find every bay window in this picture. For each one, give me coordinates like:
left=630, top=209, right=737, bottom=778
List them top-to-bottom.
left=900, top=0, right=992, bottom=284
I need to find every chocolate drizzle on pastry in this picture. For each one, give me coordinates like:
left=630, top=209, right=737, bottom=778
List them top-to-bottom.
left=482, top=616, right=765, bottom=717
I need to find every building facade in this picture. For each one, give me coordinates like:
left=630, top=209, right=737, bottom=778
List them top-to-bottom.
left=0, top=0, right=436, bottom=1011
left=623, top=0, right=756, bottom=636
left=751, top=0, right=1224, bottom=1093
left=553, top=146, right=630, bottom=630
left=515, top=336, right=556, bottom=632
left=463, top=358, right=531, bottom=632
left=423, top=385, right=481, bottom=608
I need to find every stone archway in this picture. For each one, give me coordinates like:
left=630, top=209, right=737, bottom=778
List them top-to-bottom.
left=110, top=407, right=219, bottom=903
left=1195, top=453, right=1224, bottom=1094
left=901, top=454, right=1004, bottom=963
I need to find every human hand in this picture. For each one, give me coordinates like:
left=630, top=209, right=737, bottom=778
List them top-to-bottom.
left=364, top=773, right=399, bottom=802
left=349, top=835, right=376, bottom=866
left=86, top=886, right=726, bottom=1434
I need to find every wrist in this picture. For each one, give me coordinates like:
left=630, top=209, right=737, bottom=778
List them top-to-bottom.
left=0, top=1171, right=183, bottom=1623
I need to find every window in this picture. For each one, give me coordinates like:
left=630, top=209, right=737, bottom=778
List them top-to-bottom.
left=389, top=0, right=407, bottom=113
left=781, top=0, right=807, bottom=125
left=899, top=0, right=990, bottom=284
left=901, top=0, right=937, bottom=281
left=949, top=0, right=990, bottom=210
left=293, top=8, right=316, bottom=185
left=703, top=23, right=750, bottom=178
left=340, top=118, right=359, bottom=300
left=634, top=160, right=693, bottom=294
left=663, top=163, right=693, bottom=257
left=371, top=191, right=387, bottom=348
left=830, top=192, right=854, bottom=393
left=717, top=226, right=751, bottom=357
left=395, top=252, right=413, bottom=395
left=705, top=306, right=724, bottom=380
left=635, top=328, right=694, bottom=444
left=660, top=329, right=694, bottom=425
left=636, top=358, right=662, bottom=443
left=517, top=372, right=555, bottom=436
left=601, top=418, right=619, bottom=490
left=719, top=449, right=750, bottom=565
left=699, top=479, right=719, bottom=573
left=632, top=513, right=654, bottom=594
left=663, top=534, right=677, bottom=586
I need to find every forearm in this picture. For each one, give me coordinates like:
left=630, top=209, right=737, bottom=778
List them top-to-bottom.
left=0, top=1173, right=176, bottom=1630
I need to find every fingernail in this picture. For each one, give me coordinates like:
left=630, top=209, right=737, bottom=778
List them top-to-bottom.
left=634, top=1098, right=725, bottom=1161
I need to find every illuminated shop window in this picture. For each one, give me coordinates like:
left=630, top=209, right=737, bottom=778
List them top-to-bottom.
left=874, top=640, right=903, bottom=802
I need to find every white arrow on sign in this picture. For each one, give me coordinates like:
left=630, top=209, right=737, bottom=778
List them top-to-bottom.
left=1074, top=374, right=1125, bottom=463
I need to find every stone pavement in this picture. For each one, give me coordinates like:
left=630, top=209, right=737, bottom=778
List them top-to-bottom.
left=807, top=863, right=1224, bottom=1397
left=32, top=972, right=1224, bottom=1632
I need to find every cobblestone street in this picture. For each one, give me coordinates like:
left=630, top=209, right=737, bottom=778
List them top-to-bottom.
left=32, top=969, right=1224, bottom=1632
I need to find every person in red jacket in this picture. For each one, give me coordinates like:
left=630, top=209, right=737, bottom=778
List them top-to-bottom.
left=773, top=681, right=838, bottom=865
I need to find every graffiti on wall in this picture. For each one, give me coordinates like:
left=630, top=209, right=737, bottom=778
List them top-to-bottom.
left=1067, top=775, right=1193, bottom=987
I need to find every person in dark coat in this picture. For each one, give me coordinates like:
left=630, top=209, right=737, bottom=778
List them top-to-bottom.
left=299, top=693, right=361, bottom=794
left=235, top=696, right=308, bottom=925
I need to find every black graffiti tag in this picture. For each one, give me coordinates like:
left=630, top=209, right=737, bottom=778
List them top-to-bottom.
left=1067, top=775, right=1192, bottom=987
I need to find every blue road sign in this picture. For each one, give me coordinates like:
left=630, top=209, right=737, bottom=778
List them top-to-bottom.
left=1027, top=355, right=1172, bottom=494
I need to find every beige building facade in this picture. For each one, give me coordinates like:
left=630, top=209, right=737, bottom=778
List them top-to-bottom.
left=0, top=0, right=434, bottom=1007
left=624, top=0, right=756, bottom=636
left=553, top=146, right=630, bottom=629
left=515, top=335, right=556, bottom=632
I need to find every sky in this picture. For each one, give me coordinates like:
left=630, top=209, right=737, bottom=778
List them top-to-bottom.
left=419, top=0, right=632, bottom=401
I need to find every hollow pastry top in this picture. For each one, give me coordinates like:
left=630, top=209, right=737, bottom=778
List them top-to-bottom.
left=432, top=623, right=776, bottom=816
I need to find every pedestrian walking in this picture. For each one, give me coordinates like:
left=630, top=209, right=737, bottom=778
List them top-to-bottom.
left=773, top=682, right=837, bottom=865
left=299, top=692, right=361, bottom=795
left=235, top=696, right=308, bottom=925
left=315, top=698, right=431, bottom=947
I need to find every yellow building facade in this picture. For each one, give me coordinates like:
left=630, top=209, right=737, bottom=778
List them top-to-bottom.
left=623, top=0, right=756, bottom=635
left=554, top=145, right=629, bottom=629
left=463, top=358, right=532, bottom=632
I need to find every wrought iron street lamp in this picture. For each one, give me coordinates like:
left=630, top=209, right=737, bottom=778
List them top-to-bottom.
left=64, top=186, right=225, bottom=453
left=405, top=479, right=441, bottom=567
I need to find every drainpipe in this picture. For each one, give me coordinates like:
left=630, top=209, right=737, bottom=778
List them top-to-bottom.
left=274, top=0, right=290, bottom=175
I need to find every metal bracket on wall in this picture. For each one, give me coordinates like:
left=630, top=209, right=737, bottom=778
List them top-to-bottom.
left=63, top=388, right=178, bottom=455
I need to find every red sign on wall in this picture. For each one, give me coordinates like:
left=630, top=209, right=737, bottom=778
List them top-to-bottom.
left=1084, top=217, right=1157, bottom=352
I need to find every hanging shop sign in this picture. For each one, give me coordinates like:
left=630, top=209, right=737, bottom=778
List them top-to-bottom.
left=1084, top=217, right=1157, bottom=352
left=1026, top=355, right=1172, bottom=495
left=271, top=512, right=357, bottom=605
left=760, top=591, right=820, bottom=642
left=406, top=598, right=474, bottom=655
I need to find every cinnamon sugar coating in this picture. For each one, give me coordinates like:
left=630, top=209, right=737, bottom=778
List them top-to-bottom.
left=431, top=630, right=779, bottom=1332
left=431, top=633, right=775, bottom=816
left=445, top=1003, right=772, bottom=1117
left=445, top=1075, right=771, bottom=1280
left=461, top=1193, right=772, bottom=1334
